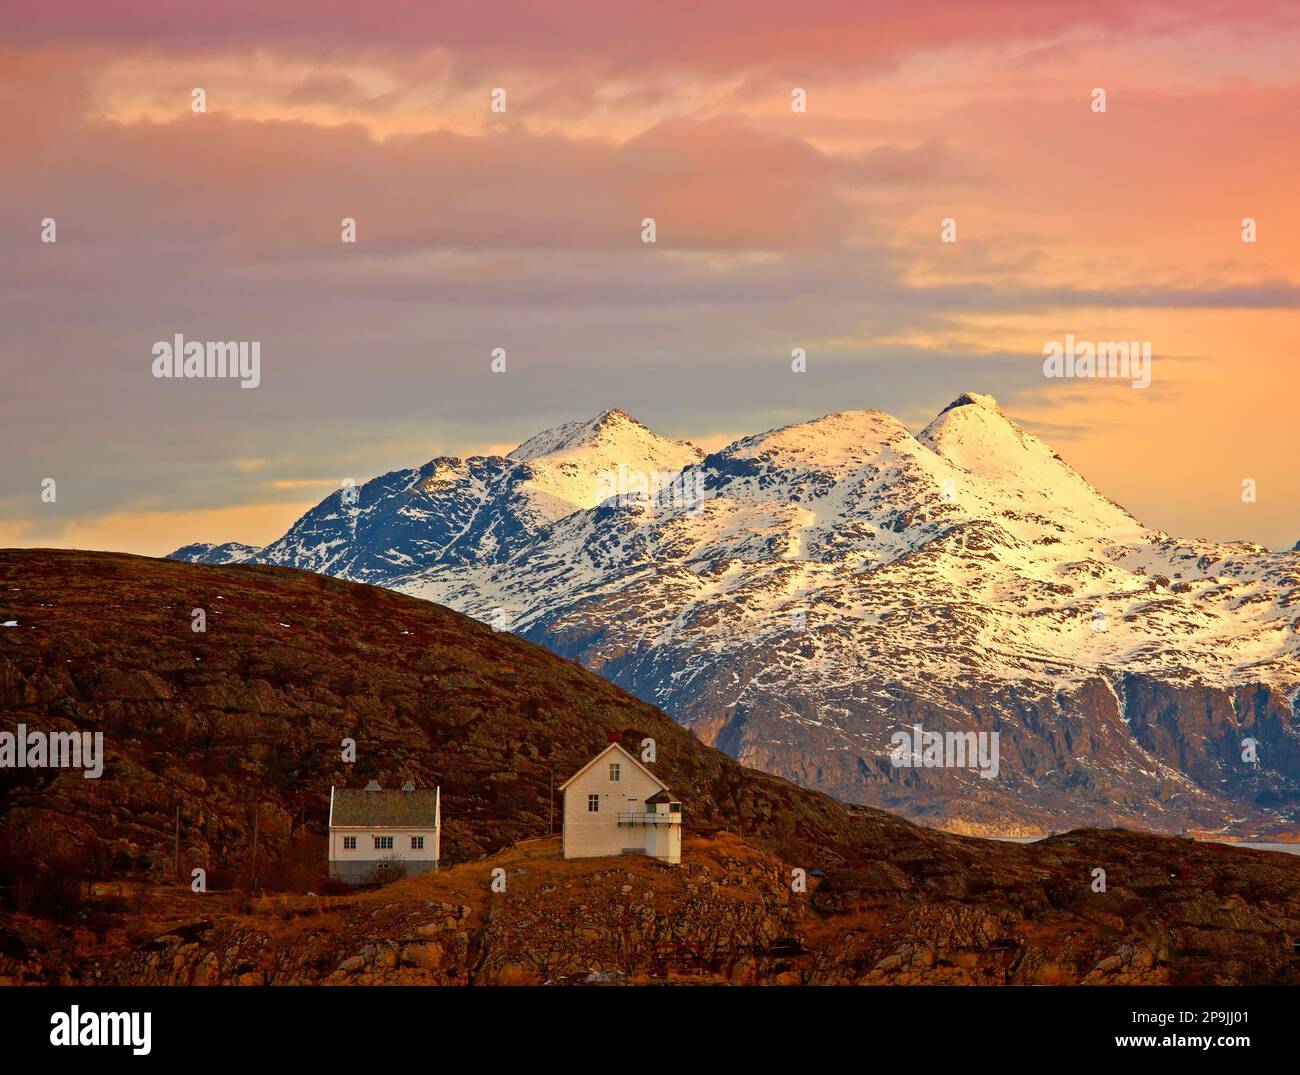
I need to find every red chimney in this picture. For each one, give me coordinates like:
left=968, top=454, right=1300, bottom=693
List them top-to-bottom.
left=606, top=731, right=621, bottom=743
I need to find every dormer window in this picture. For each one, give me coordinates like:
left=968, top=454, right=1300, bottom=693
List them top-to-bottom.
left=609, top=762, right=621, bottom=782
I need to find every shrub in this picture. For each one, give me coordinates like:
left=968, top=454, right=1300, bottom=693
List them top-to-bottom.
left=363, top=854, right=407, bottom=886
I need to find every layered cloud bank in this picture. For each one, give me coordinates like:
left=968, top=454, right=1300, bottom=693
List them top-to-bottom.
left=3, top=1, right=1299, bottom=551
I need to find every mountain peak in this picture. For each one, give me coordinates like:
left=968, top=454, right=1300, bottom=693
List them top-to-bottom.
left=936, top=391, right=1002, bottom=416
left=919, top=392, right=1141, bottom=533
left=920, top=392, right=1026, bottom=456
left=507, top=408, right=656, bottom=462
left=713, top=408, right=913, bottom=484
left=726, top=408, right=910, bottom=453
left=497, top=409, right=703, bottom=522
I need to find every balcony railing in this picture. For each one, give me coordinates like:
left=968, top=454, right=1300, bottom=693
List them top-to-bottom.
left=617, top=811, right=682, bottom=825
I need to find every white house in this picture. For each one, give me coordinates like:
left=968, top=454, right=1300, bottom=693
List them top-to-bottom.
left=559, top=742, right=682, bottom=864
left=328, top=780, right=441, bottom=883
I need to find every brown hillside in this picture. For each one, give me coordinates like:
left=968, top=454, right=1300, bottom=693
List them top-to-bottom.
left=0, top=549, right=945, bottom=873
left=3, top=549, right=1300, bottom=985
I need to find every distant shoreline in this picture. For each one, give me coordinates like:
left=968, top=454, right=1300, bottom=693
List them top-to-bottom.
left=984, top=834, right=1300, bottom=854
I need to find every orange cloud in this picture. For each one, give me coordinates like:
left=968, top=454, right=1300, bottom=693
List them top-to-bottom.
left=10, top=502, right=316, bottom=559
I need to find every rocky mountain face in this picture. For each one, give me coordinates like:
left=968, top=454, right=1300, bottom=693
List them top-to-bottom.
left=170, top=397, right=1300, bottom=836
left=3, top=550, right=1300, bottom=986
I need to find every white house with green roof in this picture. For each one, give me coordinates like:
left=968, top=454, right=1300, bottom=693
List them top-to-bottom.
left=328, top=780, right=441, bottom=882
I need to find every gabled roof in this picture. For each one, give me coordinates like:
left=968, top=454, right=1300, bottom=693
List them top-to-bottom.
left=558, top=741, right=669, bottom=794
left=330, top=785, right=441, bottom=827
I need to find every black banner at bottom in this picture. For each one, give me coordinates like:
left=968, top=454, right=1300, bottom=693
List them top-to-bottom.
left=0, top=984, right=1288, bottom=1062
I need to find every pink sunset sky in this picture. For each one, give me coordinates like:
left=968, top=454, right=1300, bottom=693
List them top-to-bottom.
left=2, top=1, right=1298, bottom=553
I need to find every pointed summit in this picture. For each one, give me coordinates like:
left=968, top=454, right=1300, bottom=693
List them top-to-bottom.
left=933, top=391, right=1004, bottom=417
left=919, top=392, right=1037, bottom=469
left=920, top=392, right=1141, bottom=534
left=501, top=408, right=703, bottom=520
left=508, top=408, right=688, bottom=463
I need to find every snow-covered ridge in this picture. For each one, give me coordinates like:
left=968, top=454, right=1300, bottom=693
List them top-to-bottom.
left=170, top=394, right=1300, bottom=831
left=172, top=394, right=1298, bottom=691
left=389, top=396, right=1292, bottom=687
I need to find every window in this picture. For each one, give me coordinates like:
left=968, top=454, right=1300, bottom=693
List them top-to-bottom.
left=609, top=762, right=621, bottom=782
left=588, top=794, right=600, bottom=812
left=373, top=835, right=393, bottom=850
left=343, top=836, right=357, bottom=850
left=411, top=836, right=424, bottom=850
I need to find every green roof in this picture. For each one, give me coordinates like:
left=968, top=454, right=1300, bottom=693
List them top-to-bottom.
left=331, top=786, right=440, bottom=827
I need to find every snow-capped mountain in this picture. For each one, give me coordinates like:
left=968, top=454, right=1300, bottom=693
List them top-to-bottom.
left=171, top=394, right=1300, bottom=835
left=251, top=409, right=701, bottom=582
left=168, top=541, right=260, bottom=566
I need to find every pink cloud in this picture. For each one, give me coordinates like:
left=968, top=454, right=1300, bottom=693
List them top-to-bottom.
left=5, top=1, right=1297, bottom=75
left=0, top=94, right=863, bottom=256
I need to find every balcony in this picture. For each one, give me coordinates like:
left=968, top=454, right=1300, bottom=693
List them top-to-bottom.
left=617, top=811, right=682, bottom=826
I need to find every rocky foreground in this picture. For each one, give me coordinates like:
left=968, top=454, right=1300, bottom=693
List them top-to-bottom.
left=3, top=549, right=1300, bottom=985
left=6, top=831, right=1300, bottom=985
